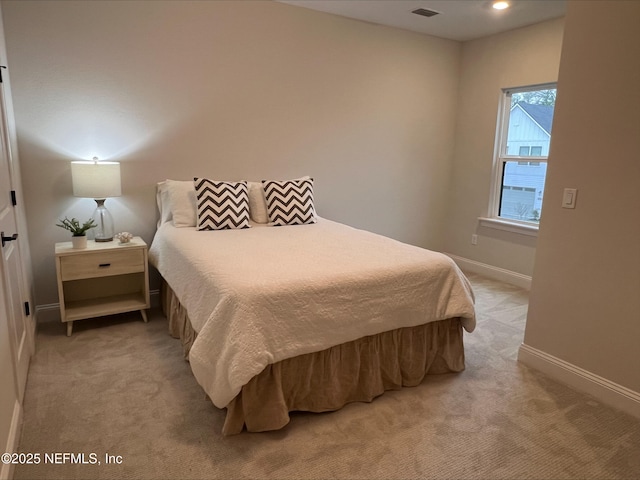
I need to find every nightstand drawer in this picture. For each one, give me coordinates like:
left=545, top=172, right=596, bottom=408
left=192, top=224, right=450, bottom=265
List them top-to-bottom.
left=60, top=248, right=145, bottom=280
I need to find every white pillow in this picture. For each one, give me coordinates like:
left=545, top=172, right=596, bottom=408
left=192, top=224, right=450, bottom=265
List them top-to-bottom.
left=159, top=177, right=313, bottom=227
left=165, top=179, right=197, bottom=227
left=156, top=181, right=172, bottom=227
left=248, top=181, right=269, bottom=224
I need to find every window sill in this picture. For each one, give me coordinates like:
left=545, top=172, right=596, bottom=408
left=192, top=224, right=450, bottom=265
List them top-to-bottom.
left=478, top=217, right=539, bottom=237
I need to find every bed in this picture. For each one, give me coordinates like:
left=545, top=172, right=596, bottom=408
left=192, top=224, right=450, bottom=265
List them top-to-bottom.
left=149, top=178, right=476, bottom=435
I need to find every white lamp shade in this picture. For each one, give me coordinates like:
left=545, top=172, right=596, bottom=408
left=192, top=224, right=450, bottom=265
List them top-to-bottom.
left=71, top=161, right=121, bottom=199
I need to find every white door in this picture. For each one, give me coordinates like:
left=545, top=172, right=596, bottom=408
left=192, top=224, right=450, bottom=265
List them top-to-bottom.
left=0, top=78, right=31, bottom=402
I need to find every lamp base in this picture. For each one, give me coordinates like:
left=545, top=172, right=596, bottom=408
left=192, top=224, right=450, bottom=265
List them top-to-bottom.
left=91, top=199, right=115, bottom=242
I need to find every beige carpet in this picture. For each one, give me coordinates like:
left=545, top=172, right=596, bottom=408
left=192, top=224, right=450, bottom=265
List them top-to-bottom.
left=14, top=273, right=640, bottom=479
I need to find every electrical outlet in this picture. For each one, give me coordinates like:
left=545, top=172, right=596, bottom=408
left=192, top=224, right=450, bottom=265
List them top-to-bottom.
left=471, top=234, right=478, bottom=245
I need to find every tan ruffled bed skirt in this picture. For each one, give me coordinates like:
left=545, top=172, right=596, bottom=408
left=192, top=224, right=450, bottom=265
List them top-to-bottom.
left=161, top=280, right=466, bottom=435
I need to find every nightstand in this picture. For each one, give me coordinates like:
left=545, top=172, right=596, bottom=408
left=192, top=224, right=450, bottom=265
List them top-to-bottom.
left=55, top=237, right=150, bottom=336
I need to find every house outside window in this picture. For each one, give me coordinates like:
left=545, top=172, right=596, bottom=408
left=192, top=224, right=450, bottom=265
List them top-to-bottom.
left=489, top=83, right=556, bottom=226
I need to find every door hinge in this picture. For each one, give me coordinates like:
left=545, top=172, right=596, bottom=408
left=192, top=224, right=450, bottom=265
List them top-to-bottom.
left=0, top=66, right=6, bottom=83
left=10, top=190, right=17, bottom=206
left=24, top=301, right=30, bottom=316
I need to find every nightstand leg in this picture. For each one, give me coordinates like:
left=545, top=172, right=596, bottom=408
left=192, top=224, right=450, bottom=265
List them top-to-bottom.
left=140, top=309, right=148, bottom=323
left=66, top=321, right=73, bottom=337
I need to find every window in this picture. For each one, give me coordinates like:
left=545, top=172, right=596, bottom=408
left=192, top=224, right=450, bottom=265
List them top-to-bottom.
left=488, top=83, right=556, bottom=227
left=517, top=146, right=544, bottom=157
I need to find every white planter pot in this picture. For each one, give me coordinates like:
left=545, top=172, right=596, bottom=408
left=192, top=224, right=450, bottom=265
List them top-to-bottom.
left=71, top=235, right=88, bottom=249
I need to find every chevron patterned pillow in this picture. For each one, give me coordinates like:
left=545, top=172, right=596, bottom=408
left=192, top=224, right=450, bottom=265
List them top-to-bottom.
left=262, top=177, right=317, bottom=226
left=193, top=178, right=251, bottom=230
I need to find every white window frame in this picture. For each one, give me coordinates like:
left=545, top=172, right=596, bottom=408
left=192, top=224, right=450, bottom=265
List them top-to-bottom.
left=481, top=82, right=556, bottom=236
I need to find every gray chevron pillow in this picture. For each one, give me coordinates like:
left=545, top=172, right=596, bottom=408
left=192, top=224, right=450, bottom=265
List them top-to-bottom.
left=262, top=177, right=317, bottom=226
left=193, top=178, right=251, bottom=230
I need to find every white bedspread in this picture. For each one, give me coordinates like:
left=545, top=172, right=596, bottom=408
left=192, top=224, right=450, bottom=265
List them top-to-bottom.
left=149, top=218, right=476, bottom=408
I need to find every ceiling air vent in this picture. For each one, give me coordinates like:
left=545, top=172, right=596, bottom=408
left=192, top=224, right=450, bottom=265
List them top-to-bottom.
left=411, top=8, right=440, bottom=18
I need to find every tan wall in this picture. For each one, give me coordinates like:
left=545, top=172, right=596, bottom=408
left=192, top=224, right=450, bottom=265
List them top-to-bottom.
left=1, top=0, right=461, bottom=306
left=524, top=0, right=640, bottom=392
left=444, top=18, right=565, bottom=276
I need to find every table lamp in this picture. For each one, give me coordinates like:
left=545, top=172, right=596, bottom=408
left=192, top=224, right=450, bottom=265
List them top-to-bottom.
left=71, top=157, right=121, bottom=242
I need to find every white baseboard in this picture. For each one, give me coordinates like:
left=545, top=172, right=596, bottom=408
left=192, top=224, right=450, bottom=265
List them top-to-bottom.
left=445, top=254, right=532, bottom=290
left=149, top=289, right=160, bottom=308
left=34, top=303, right=60, bottom=323
left=518, top=343, right=640, bottom=419
left=0, top=399, right=22, bottom=480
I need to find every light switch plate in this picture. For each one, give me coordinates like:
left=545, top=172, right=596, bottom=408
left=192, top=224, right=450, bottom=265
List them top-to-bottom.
left=562, top=188, right=577, bottom=209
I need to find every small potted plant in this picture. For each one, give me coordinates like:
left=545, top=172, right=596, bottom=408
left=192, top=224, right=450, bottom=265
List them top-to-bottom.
left=56, top=217, right=97, bottom=249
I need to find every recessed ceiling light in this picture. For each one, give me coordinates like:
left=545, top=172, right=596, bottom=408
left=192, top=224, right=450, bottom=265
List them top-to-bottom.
left=493, top=1, right=510, bottom=10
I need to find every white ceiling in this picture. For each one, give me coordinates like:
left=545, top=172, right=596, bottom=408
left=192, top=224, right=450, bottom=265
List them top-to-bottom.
left=278, top=0, right=566, bottom=42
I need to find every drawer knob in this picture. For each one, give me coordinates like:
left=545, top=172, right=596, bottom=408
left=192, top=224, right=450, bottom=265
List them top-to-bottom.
left=98, top=263, right=111, bottom=268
